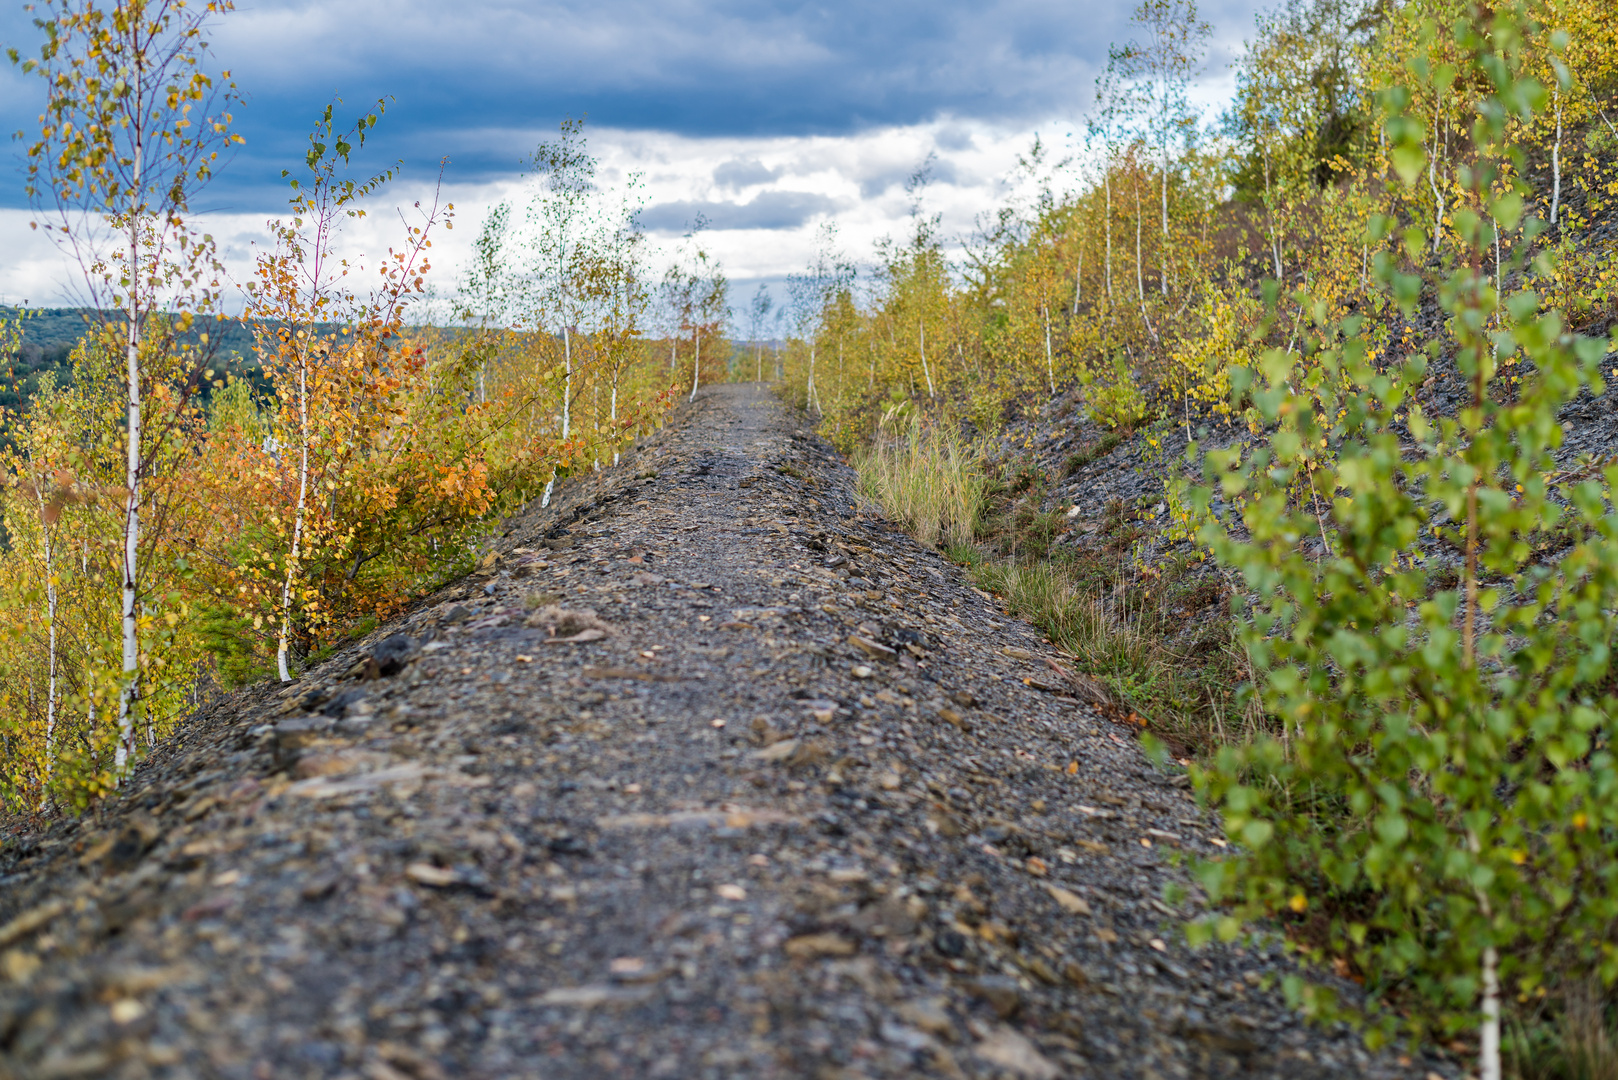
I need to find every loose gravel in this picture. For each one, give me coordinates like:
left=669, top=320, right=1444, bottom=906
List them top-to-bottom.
left=0, top=384, right=1439, bottom=1079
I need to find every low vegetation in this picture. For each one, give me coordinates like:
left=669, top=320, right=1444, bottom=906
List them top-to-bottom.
left=825, top=0, right=1618, bottom=1075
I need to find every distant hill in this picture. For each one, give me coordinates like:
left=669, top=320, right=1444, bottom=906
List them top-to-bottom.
left=1, top=307, right=276, bottom=415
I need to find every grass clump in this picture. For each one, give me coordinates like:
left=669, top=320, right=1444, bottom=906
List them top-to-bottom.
left=853, top=420, right=985, bottom=550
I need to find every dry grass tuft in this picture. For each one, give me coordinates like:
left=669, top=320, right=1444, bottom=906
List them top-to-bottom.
left=853, top=421, right=984, bottom=550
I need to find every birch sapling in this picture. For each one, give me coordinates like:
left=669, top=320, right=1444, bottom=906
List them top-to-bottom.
left=14, top=0, right=242, bottom=772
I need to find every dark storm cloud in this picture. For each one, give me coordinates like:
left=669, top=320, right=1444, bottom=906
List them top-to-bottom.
left=0, top=0, right=1265, bottom=210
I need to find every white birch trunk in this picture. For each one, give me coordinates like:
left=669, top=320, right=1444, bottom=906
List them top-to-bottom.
left=1551, top=89, right=1563, bottom=227
left=1429, top=97, right=1445, bottom=254
left=1160, top=141, right=1170, bottom=296
left=1262, top=142, right=1282, bottom=280
left=1104, top=173, right=1114, bottom=302
left=1134, top=181, right=1146, bottom=303
left=116, top=209, right=143, bottom=774
left=1072, top=237, right=1084, bottom=316
left=1043, top=302, right=1055, bottom=394
left=918, top=320, right=935, bottom=398
left=562, top=323, right=573, bottom=438
left=689, top=328, right=700, bottom=402
left=807, top=341, right=819, bottom=413
left=277, top=349, right=311, bottom=682
left=32, top=477, right=58, bottom=795
left=1480, top=945, right=1501, bottom=1080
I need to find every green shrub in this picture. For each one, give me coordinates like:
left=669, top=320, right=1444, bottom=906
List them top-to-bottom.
left=1189, top=10, right=1618, bottom=1071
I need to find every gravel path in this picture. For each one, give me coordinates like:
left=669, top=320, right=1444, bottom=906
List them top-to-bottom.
left=0, top=384, right=1428, bottom=1079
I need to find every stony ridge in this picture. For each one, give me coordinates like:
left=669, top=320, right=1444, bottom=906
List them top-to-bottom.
left=0, top=384, right=1432, bottom=1079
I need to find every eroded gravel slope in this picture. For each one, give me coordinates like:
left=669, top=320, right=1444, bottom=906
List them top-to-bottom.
left=0, top=384, right=1426, bottom=1079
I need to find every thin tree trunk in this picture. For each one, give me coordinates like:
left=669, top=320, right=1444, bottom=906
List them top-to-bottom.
left=1551, top=88, right=1563, bottom=226
left=1429, top=95, right=1445, bottom=254
left=1160, top=140, right=1170, bottom=296
left=1262, top=142, right=1282, bottom=280
left=1104, top=173, right=1115, bottom=303
left=1134, top=179, right=1146, bottom=303
left=116, top=209, right=143, bottom=773
left=1072, top=234, right=1084, bottom=316
left=1043, top=302, right=1055, bottom=394
left=918, top=320, right=936, bottom=398
left=562, top=324, right=573, bottom=438
left=689, top=327, right=700, bottom=402
left=807, top=341, right=820, bottom=414
left=277, top=348, right=311, bottom=682
left=31, top=475, right=58, bottom=796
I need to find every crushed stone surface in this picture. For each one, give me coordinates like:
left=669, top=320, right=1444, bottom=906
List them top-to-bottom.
left=0, top=384, right=1440, bottom=1078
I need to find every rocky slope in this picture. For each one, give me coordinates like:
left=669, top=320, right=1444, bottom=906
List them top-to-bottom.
left=0, top=384, right=1435, bottom=1079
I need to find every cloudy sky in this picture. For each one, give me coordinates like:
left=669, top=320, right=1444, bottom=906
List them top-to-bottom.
left=0, top=0, right=1267, bottom=317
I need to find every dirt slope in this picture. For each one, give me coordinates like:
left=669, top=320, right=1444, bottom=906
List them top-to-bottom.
left=0, top=384, right=1428, bottom=1079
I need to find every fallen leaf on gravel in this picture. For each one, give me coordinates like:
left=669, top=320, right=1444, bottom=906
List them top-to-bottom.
left=1025, top=856, right=1048, bottom=876
left=405, top=863, right=459, bottom=887
left=1044, top=884, right=1092, bottom=916
left=785, top=933, right=855, bottom=959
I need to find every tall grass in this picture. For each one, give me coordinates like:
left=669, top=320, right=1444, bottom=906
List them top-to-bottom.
left=853, top=421, right=984, bottom=549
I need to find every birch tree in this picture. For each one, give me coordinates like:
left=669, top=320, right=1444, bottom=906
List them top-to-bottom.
left=13, top=0, right=240, bottom=771
left=246, top=102, right=398, bottom=683
left=525, top=117, right=597, bottom=445
left=747, top=284, right=773, bottom=382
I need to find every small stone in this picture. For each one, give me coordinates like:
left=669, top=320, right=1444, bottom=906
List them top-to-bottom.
left=371, top=634, right=420, bottom=676
left=849, top=635, right=897, bottom=661
left=851, top=664, right=874, bottom=679
left=937, top=707, right=972, bottom=732
left=272, top=716, right=333, bottom=764
left=754, top=739, right=800, bottom=763
left=405, top=863, right=459, bottom=888
left=301, top=874, right=340, bottom=902
left=1044, top=884, right=1091, bottom=916
left=934, top=929, right=968, bottom=958
left=784, top=933, right=855, bottom=959
left=1, top=949, right=41, bottom=984
left=965, top=975, right=1022, bottom=1019
left=109, top=998, right=146, bottom=1025
left=897, top=998, right=954, bottom=1038
left=972, top=1027, right=1060, bottom=1080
